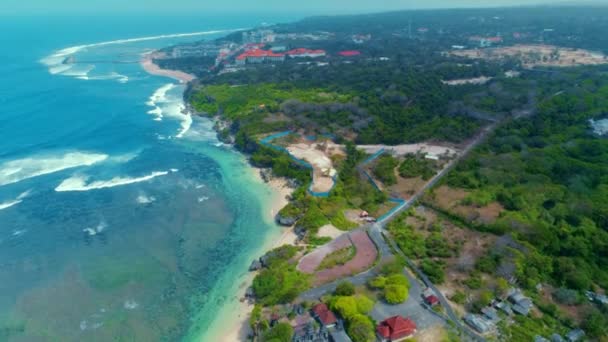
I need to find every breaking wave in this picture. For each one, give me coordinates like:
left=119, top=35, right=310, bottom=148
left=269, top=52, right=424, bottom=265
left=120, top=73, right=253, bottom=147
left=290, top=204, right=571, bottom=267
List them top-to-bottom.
left=40, top=29, right=240, bottom=80
left=146, top=83, right=192, bottom=138
left=0, top=152, right=108, bottom=187
left=55, top=170, right=175, bottom=192
left=0, top=190, right=31, bottom=211
left=136, top=194, right=156, bottom=204
left=83, top=221, right=107, bottom=236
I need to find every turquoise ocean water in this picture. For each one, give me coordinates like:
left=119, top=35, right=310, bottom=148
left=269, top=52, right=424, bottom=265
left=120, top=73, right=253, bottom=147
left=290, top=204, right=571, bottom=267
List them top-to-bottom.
left=0, top=14, right=298, bottom=341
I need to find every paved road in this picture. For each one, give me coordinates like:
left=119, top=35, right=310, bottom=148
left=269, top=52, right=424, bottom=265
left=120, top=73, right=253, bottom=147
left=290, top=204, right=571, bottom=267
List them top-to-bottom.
left=299, top=123, right=498, bottom=340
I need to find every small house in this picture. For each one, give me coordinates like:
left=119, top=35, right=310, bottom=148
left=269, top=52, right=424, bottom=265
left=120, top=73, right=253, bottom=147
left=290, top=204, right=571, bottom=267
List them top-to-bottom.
left=508, top=289, right=533, bottom=316
left=425, top=295, right=440, bottom=306
left=494, top=301, right=513, bottom=315
left=311, top=303, right=337, bottom=328
left=481, top=307, right=500, bottom=323
left=464, top=314, right=492, bottom=334
left=376, top=316, right=417, bottom=342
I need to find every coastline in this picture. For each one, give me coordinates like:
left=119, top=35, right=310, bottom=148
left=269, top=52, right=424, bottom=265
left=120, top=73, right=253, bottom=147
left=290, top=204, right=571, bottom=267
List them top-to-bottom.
left=141, top=50, right=297, bottom=342
left=140, top=51, right=196, bottom=83
left=211, top=171, right=297, bottom=342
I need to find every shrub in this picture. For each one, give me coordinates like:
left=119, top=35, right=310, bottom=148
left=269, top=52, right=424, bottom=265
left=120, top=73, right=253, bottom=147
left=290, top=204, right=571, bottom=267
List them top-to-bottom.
left=368, top=276, right=387, bottom=289
left=335, top=281, right=356, bottom=296
left=384, top=285, right=409, bottom=304
left=347, top=314, right=375, bottom=342
left=262, top=322, right=294, bottom=342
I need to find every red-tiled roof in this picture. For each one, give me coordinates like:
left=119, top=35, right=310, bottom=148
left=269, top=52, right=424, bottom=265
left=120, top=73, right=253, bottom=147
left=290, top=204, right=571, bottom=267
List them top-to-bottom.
left=286, top=48, right=326, bottom=56
left=236, top=49, right=285, bottom=60
left=338, top=50, right=361, bottom=57
left=425, top=295, right=440, bottom=305
left=312, top=303, right=337, bottom=326
left=377, top=316, right=416, bottom=340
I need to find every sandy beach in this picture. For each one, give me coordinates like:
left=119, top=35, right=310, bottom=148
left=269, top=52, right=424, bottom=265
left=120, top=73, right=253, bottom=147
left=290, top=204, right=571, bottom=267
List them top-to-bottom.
left=140, top=51, right=196, bottom=83
left=140, top=55, right=296, bottom=341
left=203, top=170, right=297, bottom=342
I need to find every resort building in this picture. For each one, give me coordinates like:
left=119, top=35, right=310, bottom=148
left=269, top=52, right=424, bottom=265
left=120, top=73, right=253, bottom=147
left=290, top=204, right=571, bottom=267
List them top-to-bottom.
left=286, top=48, right=327, bottom=58
left=235, top=49, right=286, bottom=65
left=376, top=316, right=417, bottom=342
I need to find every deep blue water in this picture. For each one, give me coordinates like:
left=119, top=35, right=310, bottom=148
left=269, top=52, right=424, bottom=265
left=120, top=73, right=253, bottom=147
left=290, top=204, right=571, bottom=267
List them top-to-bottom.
left=0, top=14, right=300, bottom=341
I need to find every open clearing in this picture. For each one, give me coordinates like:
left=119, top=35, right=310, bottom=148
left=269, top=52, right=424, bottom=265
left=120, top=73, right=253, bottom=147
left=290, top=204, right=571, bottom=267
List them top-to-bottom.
left=450, top=44, right=608, bottom=68
left=287, top=141, right=339, bottom=193
left=299, top=230, right=378, bottom=286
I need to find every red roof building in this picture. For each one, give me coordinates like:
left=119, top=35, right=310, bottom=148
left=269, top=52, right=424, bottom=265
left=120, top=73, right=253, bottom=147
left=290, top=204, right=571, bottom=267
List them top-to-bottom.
left=286, top=48, right=326, bottom=58
left=235, top=49, right=285, bottom=65
left=338, top=50, right=361, bottom=57
left=425, top=295, right=440, bottom=306
left=311, top=303, right=337, bottom=327
left=376, top=316, right=417, bottom=342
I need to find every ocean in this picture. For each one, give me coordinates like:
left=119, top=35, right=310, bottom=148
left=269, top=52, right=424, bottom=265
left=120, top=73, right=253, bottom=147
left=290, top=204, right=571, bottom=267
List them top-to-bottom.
left=0, top=14, right=299, bottom=341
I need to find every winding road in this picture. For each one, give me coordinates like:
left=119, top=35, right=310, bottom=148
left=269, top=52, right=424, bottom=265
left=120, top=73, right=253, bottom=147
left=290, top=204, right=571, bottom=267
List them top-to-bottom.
left=298, top=122, right=499, bottom=341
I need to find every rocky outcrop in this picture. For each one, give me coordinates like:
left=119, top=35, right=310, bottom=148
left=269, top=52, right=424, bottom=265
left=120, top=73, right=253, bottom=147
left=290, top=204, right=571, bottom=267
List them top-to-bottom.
left=276, top=214, right=297, bottom=227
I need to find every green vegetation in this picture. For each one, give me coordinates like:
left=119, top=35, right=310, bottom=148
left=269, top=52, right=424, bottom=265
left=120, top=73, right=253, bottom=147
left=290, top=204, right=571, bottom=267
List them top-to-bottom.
left=446, top=78, right=608, bottom=292
left=191, top=83, right=350, bottom=119
left=399, top=154, right=438, bottom=180
left=372, top=155, right=399, bottom=185
left=387, top=212, right=452, bottom=284
left=317, top=246, right=356, bottom=271
left=252, top=248, right=311, bottom=306
left=420, top=258, right=446, bottom=284
left=369, top=269, right=411, bottom=304
left=335, top=281, right=356, bottom=296
left=384, top=284, right=409, bottom=304
left=328, top=295, right=376, bottom=342
left=329, top=295, right=374, bottom=320
left=347, top=314, right=376, bottom=342
left=262, top=322, right=294, bottom=342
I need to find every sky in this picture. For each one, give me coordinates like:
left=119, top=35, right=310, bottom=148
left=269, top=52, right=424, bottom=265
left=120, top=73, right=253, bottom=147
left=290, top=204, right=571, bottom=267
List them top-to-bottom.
left=2, top=0, right=606, bottom=15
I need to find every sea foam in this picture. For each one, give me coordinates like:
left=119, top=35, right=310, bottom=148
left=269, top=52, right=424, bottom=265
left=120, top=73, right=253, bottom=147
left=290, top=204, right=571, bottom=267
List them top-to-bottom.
left=40, top=29, right=241, bottom=80
left=146, top=84, right=192, bottom=137
left=0, top=152, right=108, bottom=187
left=55, top=171, right=170, bottom=192
left=0, top=190, right=31, bottom=211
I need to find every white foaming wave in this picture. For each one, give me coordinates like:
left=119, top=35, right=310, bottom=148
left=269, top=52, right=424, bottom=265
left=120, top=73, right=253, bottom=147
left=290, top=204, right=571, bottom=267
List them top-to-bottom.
left=41, top=29, right=242, bottom=78
left=77, top=72, right=129, bottom=83
left=145, top=83, right=192, bottom=137
left=0, top=152, right=108, bottom=187
left=55, top=171, right=170, bottom=192
left=0, top=190, right=31, bottom=211
left=136, top=194, right=156, bottom=204
left=197, top=196, right=210, bottom=203
left=83, top=221, right=107, bottom=236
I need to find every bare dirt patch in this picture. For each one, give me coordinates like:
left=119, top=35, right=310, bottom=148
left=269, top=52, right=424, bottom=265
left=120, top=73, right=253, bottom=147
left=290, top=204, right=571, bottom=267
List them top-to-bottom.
left=450, top=44, right=608, bottom=68
left=287, top=141, right=340, bottom=193
left=390, top=176, right=427, bottom=200
left=430, top=186, right=469, bottom=211
left=313, top=230, right=378, bottom=286
left=297, top=235, right=351, bottom=273
left=416, top=324, right=449, bottom=342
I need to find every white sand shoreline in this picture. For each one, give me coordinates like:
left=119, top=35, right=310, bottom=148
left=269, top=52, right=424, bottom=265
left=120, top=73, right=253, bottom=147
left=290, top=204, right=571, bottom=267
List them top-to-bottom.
left=140, top=51, right=196, bottom=83
left=140, top=56, right=296, bottom=342
left=213, top=168, right=297, bottom=342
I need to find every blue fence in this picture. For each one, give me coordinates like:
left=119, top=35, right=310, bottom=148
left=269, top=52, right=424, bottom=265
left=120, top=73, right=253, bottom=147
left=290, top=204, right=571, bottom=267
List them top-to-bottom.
left=260, top=131, right=337, bottom=197
left=358, top=148, right=408, bottom=221
left=361, top=148, right=386, bottom=166
left=378, top=198, right=407, bottom=223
